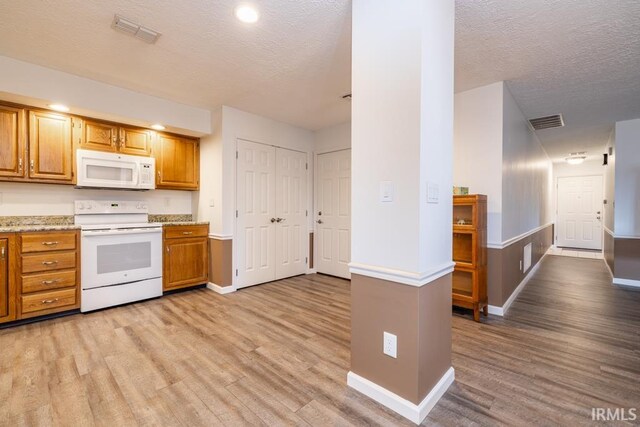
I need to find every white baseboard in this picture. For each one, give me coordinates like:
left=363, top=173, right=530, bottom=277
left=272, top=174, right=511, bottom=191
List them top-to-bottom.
left=487, top=252, right=547, bottom=317
left=604, top=258, right=614, bottom=279
left=306, top=268, right=317, bottom=275
left=613, top=277, right=640, bottom=288
left=207, top=282, right=236, bottom=294
left=347, top=367, right=454, bottom=425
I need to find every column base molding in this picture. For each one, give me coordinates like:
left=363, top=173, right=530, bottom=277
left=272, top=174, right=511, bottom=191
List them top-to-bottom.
left=207, top=282, right=236, bottom=294
left=347, top=367, right=454, bottom=425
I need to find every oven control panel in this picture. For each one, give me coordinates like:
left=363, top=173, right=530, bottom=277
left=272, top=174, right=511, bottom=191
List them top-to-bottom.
left=75, top=200, right=149, bottom=214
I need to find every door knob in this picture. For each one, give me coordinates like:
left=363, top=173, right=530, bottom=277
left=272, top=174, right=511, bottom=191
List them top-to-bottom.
left=597, top=216, right=601, bottom=220
left=270, top=218, right=276, bottom=223
left=276, top=218, right=285, bottom=223
left=317, top=219, right=323, bottom=224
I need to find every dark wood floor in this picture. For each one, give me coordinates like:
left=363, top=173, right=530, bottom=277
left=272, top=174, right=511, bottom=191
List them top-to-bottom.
left=0, top=255, right=638, bottom=426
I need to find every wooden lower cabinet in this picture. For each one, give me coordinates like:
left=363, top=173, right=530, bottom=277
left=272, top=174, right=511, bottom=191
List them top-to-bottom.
left=163, top=224, right=209, bottom=291
left=17, top=230, right=80, bottom=319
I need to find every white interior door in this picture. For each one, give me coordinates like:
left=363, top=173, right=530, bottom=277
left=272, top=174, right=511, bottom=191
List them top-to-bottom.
left=236, top=140, right=276, bottom=288
left=275, top=148, right=308, bottom=279
left=315, top=149, right=351, bottom=279
left=557, top=175, right=603, bottom=250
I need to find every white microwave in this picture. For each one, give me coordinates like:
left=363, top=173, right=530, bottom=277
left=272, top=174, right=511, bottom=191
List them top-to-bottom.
left=76, top=149, right=156, bottom=190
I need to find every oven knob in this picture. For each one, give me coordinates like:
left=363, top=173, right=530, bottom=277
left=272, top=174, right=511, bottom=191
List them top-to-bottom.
left=77, top=203, right=84, bottom=210
left=86, top=204, right=92, bottom=210
left=142, top=204, right=148, bottom=209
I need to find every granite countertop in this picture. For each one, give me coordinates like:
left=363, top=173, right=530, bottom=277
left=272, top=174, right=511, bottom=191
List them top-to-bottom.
left=148, top=214, right=208, bottom=227
left=0, top=216, right=79, bottom=233
left=160, top=221, right=210, bottom=226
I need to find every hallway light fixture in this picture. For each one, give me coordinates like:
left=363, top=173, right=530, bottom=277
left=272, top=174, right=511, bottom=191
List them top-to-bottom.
left=235, top=5, right=259, bottom=23
left=566, top=156, right=586, bottom=165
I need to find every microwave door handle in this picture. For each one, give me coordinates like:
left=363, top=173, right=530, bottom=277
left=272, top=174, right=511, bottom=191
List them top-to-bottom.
left=132, top=164, right=139, bottom=186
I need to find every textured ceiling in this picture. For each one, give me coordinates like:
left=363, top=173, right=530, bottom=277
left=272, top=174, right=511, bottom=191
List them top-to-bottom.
left=0, top=0, right=638, bottom=157
left=0, top=0, right=352, bottom=131
left=456, top=0, right=640, bottom=161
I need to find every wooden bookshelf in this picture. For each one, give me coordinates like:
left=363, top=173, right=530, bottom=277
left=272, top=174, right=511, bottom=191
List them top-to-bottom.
left=452, top=194, right=488, bottom=321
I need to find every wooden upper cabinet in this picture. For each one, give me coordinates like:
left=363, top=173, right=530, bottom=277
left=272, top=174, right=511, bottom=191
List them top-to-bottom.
left=0, top=105, right=27, bottom=179
left=28, top=111, right=73, bottom=182
left=79, top=119, right=152, bottom=156
left=81, top=119, right=118, bottom=152
left=119, top=127, right=152, bottom=156
left=156, top=133, right=199, bottom=190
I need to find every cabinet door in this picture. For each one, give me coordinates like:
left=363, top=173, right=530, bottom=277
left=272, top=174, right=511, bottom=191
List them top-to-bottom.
left=0, top=105, right=26, bottom=178
left=28, top=111, right=73, bottom=182
left=81, top=119, right=118, bottom=152
left=119, top=127, right=152, bottom=156
left=156, top=134, right=199, bottom=190
left=0, top=238, right=13, bottom=322
left=163, top=238, right=208, bottom=290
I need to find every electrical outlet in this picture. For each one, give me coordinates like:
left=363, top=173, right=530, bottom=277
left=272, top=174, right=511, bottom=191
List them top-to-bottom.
left=164, top=197, right=170, bottom=207
left=383, top=332, right=397, bottom=358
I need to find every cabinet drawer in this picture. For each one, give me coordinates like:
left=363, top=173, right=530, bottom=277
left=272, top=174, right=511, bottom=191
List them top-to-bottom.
left=164, top=225, right=208, bottom=239
left=21, top=232, right=76, bottom=253
left=21, top=251, right=76, bottom=274
left=22, top=270, right=76, bottom=294
left=21, top=288, right=77, bottom=315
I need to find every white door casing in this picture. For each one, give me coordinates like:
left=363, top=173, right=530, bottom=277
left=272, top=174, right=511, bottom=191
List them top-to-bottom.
left=236, top=140, right=276, bottom=288
left=275, top=148, right=308, bottom=279
left=315, top=149, right=351, bottom=279
left=557, top=175, right=603, bottom=250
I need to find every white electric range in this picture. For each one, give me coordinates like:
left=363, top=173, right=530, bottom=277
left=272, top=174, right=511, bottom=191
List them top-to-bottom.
left=75, top=200, right=162, bottom=312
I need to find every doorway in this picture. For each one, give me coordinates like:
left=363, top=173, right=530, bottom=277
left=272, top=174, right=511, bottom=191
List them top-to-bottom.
left=236, top=140, right=308, bottom=288
left=315, top=149, right=351, bottom=279
left=556, top=175, right=603, bottom=250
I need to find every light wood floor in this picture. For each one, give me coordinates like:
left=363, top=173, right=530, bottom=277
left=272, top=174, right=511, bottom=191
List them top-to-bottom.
left=1, top=255, right=638, bottom=426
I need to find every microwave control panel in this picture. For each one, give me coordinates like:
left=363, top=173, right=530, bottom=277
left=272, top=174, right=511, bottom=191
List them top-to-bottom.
left=140, top=163, right=152, bottom=184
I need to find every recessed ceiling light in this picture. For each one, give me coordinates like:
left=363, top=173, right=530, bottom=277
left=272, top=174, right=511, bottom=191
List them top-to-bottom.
left=235, top=5, right=259, bottom=23
left=48, top=104, right=70, bottom=112
left=151, top=124, right=165, bottom=131
left=566, top=156, right=586, bottom=165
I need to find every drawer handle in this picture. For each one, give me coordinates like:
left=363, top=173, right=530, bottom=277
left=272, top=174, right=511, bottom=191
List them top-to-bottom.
left=182, top=231, right=193, bottom=235
left=42, top=241, right=59, bottom=246
left=42, top=261, right=58, bottom=266
left=41, top=279, right=60, bottom=285
left=42, top=298, right=59, bottom=304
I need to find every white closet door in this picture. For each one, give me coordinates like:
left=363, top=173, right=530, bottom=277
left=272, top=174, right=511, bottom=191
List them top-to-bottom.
left=236, top=140, right=276, bottom=288
left=275, top=148, right=308, bottom=279
left=315, top=149, right=351, bottom=279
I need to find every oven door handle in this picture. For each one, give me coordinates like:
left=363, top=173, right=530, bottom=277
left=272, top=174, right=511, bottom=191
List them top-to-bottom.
left=82, top=228, right=162, bottom=237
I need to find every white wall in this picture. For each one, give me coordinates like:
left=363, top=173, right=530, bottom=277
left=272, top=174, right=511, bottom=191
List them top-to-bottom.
left=351, top=0, right=454, bottom=276
left=0, top=55, right=211, bottom=136
left=453, top=82, right=504, bottom=244
left=501, top=84, right=552, bottom=241
left=195, top=108, right=223, bottom=235
left=614, top=118, right=640, bottom=237
left=313, top=121, right=351, bottom=153
left=604, top=130, right=615, bottom=232
left=0, top=182, right=192, bottom=216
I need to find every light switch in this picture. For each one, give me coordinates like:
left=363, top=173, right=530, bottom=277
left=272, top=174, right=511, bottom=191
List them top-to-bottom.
left=380, top=181, right=394, bottom=203
left=427, top=182, right=439, bottom=204
left=209, top=198, right=215, bottom=207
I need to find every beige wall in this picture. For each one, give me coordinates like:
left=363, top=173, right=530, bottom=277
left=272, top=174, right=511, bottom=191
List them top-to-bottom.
left=209, top=238, right=233, bottom=287
left=614, top=238, right=640, bottom=281
left=351, top=274, right=451, bottom=405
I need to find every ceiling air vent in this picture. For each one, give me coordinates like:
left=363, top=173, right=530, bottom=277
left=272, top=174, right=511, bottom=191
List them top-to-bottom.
left=112, top=14, right=161, bottom=44
left=528, top=114, right=565, bottom=131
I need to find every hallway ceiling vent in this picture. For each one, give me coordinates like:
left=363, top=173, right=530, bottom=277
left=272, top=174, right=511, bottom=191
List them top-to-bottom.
left=112, top=14, right=161, bottom=44
left=528, top=114, right=564, bottom=130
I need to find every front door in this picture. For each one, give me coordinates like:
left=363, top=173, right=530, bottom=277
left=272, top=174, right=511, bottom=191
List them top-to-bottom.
left=315, top=149, right=351, bottom=279
left=557, top=175, right=603, bottom=250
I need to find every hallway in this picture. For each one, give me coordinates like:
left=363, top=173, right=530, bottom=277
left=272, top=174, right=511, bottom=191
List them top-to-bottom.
left=442, top=254, right=640, bottom=424
left=0, top=256, right=638, bottom=426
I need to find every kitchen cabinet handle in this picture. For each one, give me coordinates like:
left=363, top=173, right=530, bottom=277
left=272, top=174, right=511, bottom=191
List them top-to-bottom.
left=19, top=158, right=23, bottom=173
left=30, top=159, right=34, bottom=172
left=182, top=231, right=193, bottom=235
left=42, top=241, right=59, bottom=246
left=166, top=246, right=170, bottom=253
left=0, top=247, right=4, bottom=259
left=42, top=260, right=58, bottom=266
left=41, top=279, right=60, bottom=285
left=42, top=298, right=59, bottom=304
